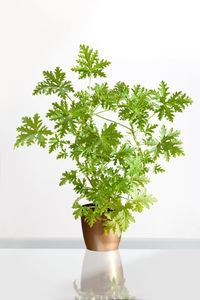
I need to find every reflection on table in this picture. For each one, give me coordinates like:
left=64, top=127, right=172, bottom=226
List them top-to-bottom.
left=74, top=249, right=135, bottom=299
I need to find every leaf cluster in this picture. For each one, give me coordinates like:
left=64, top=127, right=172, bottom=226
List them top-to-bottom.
left=15, top=44, right=193, bottom=236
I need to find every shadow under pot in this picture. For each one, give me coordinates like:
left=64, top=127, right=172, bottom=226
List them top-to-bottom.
left=81, top=203, right=121, bottom=251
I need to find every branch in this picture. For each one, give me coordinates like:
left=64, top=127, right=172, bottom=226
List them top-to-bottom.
left=88, top=74, right=92, bottom=95
left=66, top=94, right=73, bottom=102
left=96, top=109, right=108, bottom=114
left=147, top=112, right=156, bottom=121
left=94, top=113, right=132, bottom=132
left=74, top=117, right=95, bottom=188
left=130, top=123, right=144, bottom=158
left=76, top=158, right=95, bottom=188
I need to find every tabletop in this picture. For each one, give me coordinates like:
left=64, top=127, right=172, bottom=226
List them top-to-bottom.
left=0, top=239, right=200, bottom=300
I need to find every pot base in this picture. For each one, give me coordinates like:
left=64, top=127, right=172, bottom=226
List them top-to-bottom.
left=81, top=216, right=121, bottom=251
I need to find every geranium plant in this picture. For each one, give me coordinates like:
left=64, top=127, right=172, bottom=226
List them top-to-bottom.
left=15, top=45, right=193, bottom=236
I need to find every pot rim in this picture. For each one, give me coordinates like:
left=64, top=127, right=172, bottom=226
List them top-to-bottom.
left=81, top=203, right=114, bottom=213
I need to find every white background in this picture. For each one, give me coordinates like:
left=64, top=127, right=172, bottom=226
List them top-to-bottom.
left=0, top=0, right=199, bottom=238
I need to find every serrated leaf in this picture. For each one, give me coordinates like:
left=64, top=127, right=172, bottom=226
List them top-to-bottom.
left=71, top=44, right=111, bottom=79
left=33, top=67, right=74, bottom=99
left=155, top=81, right=193, bottom=122
left=119, top=85, right=157, bottom=130
left=46, top=100, right=77, bottom=136
left=14, top=114, right=52, bottom=148
left=100, top=123, right=122, bottom=152
left=144, top=123, right=158, bottom=137
left=146, top=125, right=185, bottom=161
left=49, top=134, right=70, bottom=154
left=56, top=149, right=68, bottom=159
left=153, top=163, right=165, bottom=174
left=59, top=170, right=77, bottom=186
left=132, top=188, right=157, bottom=209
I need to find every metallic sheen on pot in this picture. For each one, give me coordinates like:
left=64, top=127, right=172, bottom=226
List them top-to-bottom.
left=81, top=215, right=121, bottom=251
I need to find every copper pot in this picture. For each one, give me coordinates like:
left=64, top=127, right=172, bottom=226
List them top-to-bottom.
left=81, top=204, right=121, bottom=251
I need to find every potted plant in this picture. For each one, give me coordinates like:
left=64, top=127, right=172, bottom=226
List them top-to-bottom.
left=15, top=45, right=193, bottom=251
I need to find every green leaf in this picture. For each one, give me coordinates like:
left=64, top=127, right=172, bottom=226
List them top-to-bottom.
left=71, top=44, right=111, bottom=79
left=33, top=67, right=74, bottom=99
left=158, top=80, right=170, bottom=99
left=114, top=81, right=130, bottom=100
left=155, top=81, right=193, bottom=121
left=92, top=82, right=130, bottom=111
left=92, top=83, right=116, bottom=110
left=119, top=85, right=157, bottom=130
left=168, top=91, right=193, bottom=112
left=70, top=93, right=91, bottom=120
left=46, top=100, right=77, bottom=136
left=15, top=114, right=52, bottom=148
left=100, top=123, right=122, bottom=152
left=144, top=123, right=158, bottom=137
left=147, top=125, right=185, bottom=161
left=48, top=134, right=70, bottom=153
left=113, top=143, right=135, bottom=165
left=56, top=149, right=68, bottom=159
left=127, top=155, right=144, bottom=177
left=153, top=163, right=165, bottom=174
left=59, top=170, right=78, bottom=186
left=59, top=170, right=86, bottom=194
left=131, top=174, right=150, bottom=187
left=132, top=188, right=157, bottom=209
left=72, top=203, right=84, bottom=220
left=104, top=204, right=135, bottom=234
left=119, top=206, right=135, bottom=231
left=84, top=212, right=99, bottom=227
left=103, top=217, right=122, bottom=237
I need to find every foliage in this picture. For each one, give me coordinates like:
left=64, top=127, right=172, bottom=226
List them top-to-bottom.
left=71, top=44, right=111, bottom=79
left=15, top=45, right=193, bottom=236
left=14, top=114, right=52, bottom=148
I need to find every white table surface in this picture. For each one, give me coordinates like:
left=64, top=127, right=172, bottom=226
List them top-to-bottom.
left=0, top=247, right=200, bottom=300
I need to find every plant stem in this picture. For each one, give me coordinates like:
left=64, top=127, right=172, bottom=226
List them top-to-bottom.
left=88, top=75, right=92, bottom=95
left=66, top=94, right=73, bottom=102
left=96, top=110, right=108, bottom=114
left=95, top=111, right=144, bottom=158
left=147, top=112, right=156, bottom=121
left=94, top=113, right=132, bottom=132
left=74, top=117, right=95, bottom=188
left=130, top=123, right=144, bottom=158
left=76, top=158, right=95, bottom=188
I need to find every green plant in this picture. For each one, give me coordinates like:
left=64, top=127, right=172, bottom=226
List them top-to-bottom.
left=15, top=45, right=193, bottom=236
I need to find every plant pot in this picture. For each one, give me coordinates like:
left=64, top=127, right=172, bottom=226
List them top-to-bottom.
left=81, top=204, right=121, bottom=251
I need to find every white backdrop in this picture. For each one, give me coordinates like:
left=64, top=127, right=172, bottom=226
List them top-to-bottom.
left=0, top=0, right=200, bottom=238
